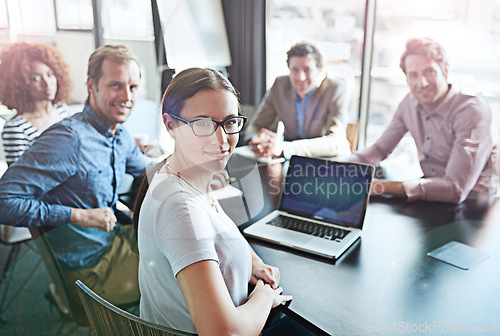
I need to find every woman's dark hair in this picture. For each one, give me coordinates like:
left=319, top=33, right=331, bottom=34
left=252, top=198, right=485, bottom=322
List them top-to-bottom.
left=132, top=68, right=241, bottom=230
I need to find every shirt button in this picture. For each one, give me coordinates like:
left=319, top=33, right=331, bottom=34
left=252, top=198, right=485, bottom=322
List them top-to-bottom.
left=426, top=116, right=430, bottom=121
left=426, top=136, right=430, bottom=141
left=425, top=154, right=429, bottom=159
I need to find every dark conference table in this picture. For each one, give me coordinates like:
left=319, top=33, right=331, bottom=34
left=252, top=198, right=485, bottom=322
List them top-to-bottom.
left=225, top=155, right=500, bottom=336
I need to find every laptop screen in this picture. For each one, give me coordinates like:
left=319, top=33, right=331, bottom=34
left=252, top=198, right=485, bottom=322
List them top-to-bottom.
left=280, top=156, right=374, bottom=228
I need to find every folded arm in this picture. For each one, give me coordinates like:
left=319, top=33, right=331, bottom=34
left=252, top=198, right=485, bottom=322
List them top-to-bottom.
left=0, top=125, right=117, bottom=230
left=248, top=244, right=280, bottom=289
left=177, top=259, right=291, bottom=336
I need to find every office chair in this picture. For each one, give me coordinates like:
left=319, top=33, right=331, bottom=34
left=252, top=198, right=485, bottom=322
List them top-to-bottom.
left=0, top=116, right=33, bottom=280
left=0, top=126, right=40, bottom=323
left=0, top=225, right=34, bottom=285
left=29, top=226, right=89, bottom=327
left=0, top=230, right=42, bottom=326
left=75, top=280, right=196, bottom=336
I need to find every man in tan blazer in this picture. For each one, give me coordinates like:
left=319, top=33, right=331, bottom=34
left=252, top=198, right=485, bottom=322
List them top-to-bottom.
left=246, top=42, right=351, bottom=158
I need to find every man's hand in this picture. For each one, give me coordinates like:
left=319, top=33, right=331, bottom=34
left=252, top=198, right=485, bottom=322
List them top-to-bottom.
left=248, top=128, right=283, bottom=158
left=210, top=170, right=231, bottom=190
left=370, top=179, right=407, bottom=198
left=70, top=207, right=117, bottom=232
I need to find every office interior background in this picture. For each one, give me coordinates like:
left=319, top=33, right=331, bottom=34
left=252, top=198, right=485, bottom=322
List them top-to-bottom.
left=1, top=0, right=500, bottom=176
left=0, top=2, right=500, bottom=335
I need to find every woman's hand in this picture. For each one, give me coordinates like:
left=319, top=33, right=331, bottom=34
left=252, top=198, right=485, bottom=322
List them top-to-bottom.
left=250, top=257, right=280, bottom=289
left=249, top=279, right=292, bottom=309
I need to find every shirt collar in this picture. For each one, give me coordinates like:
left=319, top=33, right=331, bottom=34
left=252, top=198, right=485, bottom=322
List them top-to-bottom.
left=292, top=72, right=325, bottom=101
left=416, top=84, right=455, bottom=117
left=433, top=84, right=456, bottom=116
left=294, top=87, right=317, bottom=101
left=83, top=103, right=123, bottom=137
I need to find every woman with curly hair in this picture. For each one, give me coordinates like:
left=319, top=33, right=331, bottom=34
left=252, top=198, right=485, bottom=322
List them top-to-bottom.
left=0, top=42, right=73, bottom=165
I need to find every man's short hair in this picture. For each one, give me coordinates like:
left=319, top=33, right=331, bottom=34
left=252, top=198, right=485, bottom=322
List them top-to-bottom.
left=400, top=38, right=449, bottom=75
left=286, top=42, right=323, bottom=69
left=87, top=44, right=141, bottom=87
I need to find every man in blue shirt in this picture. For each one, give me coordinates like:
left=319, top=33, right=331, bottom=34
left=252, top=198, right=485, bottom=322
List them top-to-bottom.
left=246, top=42, right=351, bottom=158
left=0, top=45, right=151, bottom=311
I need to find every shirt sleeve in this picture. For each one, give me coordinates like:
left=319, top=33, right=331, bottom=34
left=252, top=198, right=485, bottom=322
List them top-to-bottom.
left=244, top=80, right=280, bottom=139
left=403, top=100, right=494, bottom=203
left=349, top=101, right=409, bottom=165
left=2, top=120, right=31, bottom=166
left=0, top=124, right=79, bottom=227
left=125, top=141, right=153, bottom=178
left=153, top=188, right=219, bottom=276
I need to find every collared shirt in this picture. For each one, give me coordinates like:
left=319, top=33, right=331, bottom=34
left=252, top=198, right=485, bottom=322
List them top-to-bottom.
left=349, top=85, right=499, bottom=203
left=294, top=88, right=316, bottom=139
left=0, top=104, right=150, bottom=270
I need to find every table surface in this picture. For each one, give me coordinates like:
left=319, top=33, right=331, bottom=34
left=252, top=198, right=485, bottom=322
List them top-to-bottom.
left=225, top=155, right=500, bottom=336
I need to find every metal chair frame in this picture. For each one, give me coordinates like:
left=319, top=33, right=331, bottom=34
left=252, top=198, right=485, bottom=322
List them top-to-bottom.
left=75, top=280, right=196, bottom=336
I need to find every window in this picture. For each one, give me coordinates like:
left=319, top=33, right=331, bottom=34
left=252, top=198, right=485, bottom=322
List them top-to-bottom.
left=0, top=0, right=8, bottom=29
left=16, top=0, right=56, bottom=35
left=55, top=0, right=93, bottom=30
left=100, top=0, right=154, bottom=39
left=157, top=0, right=231, bottom=71
left=266, top=0, right=366, bottom=124
left=267, top=0, right=500, bottom=176
left=366, top=0, right=500, bottom=174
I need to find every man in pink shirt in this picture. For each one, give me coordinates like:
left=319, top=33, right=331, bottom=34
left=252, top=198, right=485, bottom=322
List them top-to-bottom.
left=349, top=37, right=498, bottom=203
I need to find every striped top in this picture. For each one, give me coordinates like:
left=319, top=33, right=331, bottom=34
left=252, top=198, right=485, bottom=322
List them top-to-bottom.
left=2, top=104, right=69, bottom=166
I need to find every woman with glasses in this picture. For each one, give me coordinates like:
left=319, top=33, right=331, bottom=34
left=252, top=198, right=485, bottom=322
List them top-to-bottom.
left=134, top=68, right=314, bottom=335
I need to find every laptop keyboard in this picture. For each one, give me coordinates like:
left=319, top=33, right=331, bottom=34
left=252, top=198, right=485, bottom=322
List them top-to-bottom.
left=267, top=216, right=349, bottom=241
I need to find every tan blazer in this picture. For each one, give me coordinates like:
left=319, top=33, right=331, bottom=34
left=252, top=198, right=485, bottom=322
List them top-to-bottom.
left=245, top=75, right=351, bottom=157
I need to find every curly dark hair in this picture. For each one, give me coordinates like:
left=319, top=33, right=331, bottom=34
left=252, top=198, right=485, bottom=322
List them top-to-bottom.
left=0, top=42, right=72, bottom=113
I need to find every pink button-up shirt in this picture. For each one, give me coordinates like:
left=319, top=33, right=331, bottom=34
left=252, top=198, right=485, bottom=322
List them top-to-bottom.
left=350, top=86, right=499, bottom=203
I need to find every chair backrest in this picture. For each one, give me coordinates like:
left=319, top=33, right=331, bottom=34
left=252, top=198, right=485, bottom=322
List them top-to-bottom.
left=0, top=116, right=33, bottom=244
left=346, top=121, right=360, bottom=153
left=0, top=137, right=6, bottom=177
left=0, top=224, right=32, bottom=244
left=29, top=226, right=89, bottom=326
left=75, top=280, right=196, bottom=336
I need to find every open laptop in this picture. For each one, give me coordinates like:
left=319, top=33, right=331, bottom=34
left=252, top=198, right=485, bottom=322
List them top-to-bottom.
left=244, top=155, right=374, bottom=260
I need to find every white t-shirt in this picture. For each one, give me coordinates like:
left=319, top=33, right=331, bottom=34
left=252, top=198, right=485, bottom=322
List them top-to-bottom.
left=138, top=172, right=253, bottom=333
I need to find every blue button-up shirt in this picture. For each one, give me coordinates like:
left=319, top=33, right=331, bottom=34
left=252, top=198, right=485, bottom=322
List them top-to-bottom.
left=294, top=88, right=316, bottom=139
left=0, top=104, right=150, bottom=270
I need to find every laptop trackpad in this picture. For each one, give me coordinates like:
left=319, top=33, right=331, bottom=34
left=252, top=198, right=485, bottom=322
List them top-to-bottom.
left=276, top=230, right=312, bottom=247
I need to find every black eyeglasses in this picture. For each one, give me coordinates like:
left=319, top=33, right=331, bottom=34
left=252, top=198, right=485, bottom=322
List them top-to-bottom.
left=167, top=113, right=247, bottom=137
